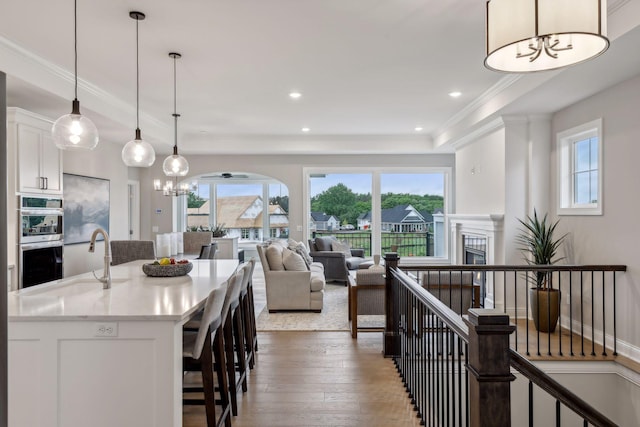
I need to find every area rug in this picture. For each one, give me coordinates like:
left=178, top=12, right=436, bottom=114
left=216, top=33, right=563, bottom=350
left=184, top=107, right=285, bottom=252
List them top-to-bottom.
left=255, top=283, right=386, bottom=332
left=256, top=283, right=350, bottom=331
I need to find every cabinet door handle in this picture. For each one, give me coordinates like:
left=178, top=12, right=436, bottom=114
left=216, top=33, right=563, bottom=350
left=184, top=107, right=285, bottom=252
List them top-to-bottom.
left=39, top=177, right=45, bottom=189
left=44, top=177, right=48, bottom=189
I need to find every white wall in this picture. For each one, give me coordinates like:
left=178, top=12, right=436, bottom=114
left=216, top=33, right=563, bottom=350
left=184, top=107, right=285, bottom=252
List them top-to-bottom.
left=551, top=73, right=640, bottom=359
left=455, top=128, right=505, bottom=214
left=62, top=140, right=130, bottom=277
left=511, top=367, right=640, bottom=426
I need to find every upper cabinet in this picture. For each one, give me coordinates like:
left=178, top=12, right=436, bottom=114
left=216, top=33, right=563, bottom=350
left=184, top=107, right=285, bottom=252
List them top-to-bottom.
left=7, top=108, right=63, bottom=195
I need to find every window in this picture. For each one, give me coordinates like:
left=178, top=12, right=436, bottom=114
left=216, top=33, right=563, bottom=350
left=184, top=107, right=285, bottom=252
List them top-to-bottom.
left=557, top=119, right=603, bottom=215
left=305, top=168, right=450, bottom=260
left=178, top=174, right=290, bottom=247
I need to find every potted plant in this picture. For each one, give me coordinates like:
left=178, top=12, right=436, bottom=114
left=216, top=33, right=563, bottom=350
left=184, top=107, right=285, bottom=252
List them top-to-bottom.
left=516, top=210, right=567, bottom=333
left=211, top=223, right=228, bottom=238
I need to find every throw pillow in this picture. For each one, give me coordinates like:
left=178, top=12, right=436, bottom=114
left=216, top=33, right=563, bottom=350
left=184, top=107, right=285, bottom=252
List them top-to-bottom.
left=314, top=236, right=334, bottom=251
left=287, top=239, right=313, bottom=268
left=331, top=240, right=351, bottom=256
left=265, top=244, right=285, bottom=271
left=282, top=248, right=308, bottom=271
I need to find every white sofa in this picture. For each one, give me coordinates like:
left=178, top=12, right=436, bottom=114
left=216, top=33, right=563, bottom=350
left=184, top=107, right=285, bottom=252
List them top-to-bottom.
left=256, top=242, right=325, bottom=312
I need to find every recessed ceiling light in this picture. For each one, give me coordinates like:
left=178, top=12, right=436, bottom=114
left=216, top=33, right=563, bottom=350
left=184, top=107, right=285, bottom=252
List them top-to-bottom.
left=449, top=91, right=462, bottom=98
left=289, top=92, right=302, bottom=99
left=301, top=127, right=310, bottom=132
left=414, top=127, right=423, bottom=132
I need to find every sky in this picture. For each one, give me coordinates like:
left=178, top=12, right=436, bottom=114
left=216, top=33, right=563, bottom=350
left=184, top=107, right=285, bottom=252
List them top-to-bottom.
left=195, top=173, right=444, bottom=199
left=310, top=173, right=444, bottom=197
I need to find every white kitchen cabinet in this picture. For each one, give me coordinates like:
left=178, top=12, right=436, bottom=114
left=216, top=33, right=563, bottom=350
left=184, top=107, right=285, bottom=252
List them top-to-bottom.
left=8, top=108, right=63, bottom=195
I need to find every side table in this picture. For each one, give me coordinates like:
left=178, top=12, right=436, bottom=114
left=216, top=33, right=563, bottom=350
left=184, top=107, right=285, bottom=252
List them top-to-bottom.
left=350, top=269, right=386, bottom=338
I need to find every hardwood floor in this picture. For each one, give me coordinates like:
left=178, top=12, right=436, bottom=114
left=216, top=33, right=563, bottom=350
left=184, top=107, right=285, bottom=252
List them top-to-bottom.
left=183, top=262, right=638, bottom=426
left=183, top=331, right=423, bottom=427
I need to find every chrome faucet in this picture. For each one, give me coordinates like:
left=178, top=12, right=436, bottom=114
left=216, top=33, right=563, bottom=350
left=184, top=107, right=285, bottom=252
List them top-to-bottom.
left=88, top=227, right=112, bottom=289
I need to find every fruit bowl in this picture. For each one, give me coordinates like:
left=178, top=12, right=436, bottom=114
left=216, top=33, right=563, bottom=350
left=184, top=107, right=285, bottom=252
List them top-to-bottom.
left=142, top=262, right=193, bottom=277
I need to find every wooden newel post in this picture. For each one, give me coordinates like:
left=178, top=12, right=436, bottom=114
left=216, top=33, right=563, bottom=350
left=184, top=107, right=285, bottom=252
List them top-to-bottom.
left=383, top=252, right=400, bottom=358
left=464, top=309, right=516, bottom=427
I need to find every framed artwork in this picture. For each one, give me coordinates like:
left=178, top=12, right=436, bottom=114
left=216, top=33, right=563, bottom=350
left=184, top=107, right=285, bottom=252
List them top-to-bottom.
left=63, top=173, right=110, bottom=244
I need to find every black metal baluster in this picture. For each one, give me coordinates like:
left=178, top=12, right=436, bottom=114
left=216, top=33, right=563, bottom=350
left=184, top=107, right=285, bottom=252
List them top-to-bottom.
left=514, top=270, right=518, bottom=351
left=526, top=270, right=530, bottom=356
left=570, top=270, right=574, bottom=356
left=591, top=270, right=596, bottom=356
left=558, top=271, right=563, bottom=356
left=581, top=271, right=585, bottom=356
left=601, top=271, right=607, bottom=356
left=613, top=272, right=618, bottom=356
left=547, top=280, right=552, bottom=356
left=457, top=336, right=462, bottom=427
left=465, top=341, right=469, bottom=427
left=529, top=380, right=534, bottom=427
left=556, top=400, right=561, bottom=427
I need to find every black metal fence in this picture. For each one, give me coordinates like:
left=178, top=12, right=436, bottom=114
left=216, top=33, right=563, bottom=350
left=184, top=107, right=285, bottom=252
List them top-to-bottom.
left=312, top=230, right=433, bottom=257
left=383, top=254, right=623, bottom=426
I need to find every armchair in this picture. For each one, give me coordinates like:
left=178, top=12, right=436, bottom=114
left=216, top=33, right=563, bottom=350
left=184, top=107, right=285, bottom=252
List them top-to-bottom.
left=308, top=236, right=365, bottom=284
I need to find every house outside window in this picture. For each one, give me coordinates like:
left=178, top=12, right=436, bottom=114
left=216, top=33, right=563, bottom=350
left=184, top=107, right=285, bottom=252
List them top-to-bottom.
left=557, top=119, right=603, bottom=215
left=241, top=228, right=250, bottom=239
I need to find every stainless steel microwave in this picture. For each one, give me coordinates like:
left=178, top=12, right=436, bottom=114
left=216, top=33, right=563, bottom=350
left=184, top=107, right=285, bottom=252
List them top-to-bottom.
left=19, top=195, right=64, bottom=244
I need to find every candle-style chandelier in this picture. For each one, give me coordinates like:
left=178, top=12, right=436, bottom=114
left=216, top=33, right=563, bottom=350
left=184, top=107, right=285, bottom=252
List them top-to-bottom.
left=154, top=176, right=196, bottom=197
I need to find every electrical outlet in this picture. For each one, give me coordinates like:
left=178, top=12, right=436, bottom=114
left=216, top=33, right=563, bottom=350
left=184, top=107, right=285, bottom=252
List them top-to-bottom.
left=94, top=322, right=118, bottom=337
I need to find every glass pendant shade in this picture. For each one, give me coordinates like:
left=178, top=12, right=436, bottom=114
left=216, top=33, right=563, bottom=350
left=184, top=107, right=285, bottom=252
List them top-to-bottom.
left=52, top=0, right=99, bottom=150
left=485, top=0, right=609, bottom=73
left=123, top=11, right=155, bottom=167
left=162, top=52, right=189, bottom=177
left=52, top=100, right=99, bottom=150
left=122, top=128, right=155, bottom=167
left=162, top=150, right=189, bottom=176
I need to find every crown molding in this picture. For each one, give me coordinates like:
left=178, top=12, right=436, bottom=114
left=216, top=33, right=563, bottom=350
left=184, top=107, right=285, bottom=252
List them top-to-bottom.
left=0, top=35, right=170, bottom=144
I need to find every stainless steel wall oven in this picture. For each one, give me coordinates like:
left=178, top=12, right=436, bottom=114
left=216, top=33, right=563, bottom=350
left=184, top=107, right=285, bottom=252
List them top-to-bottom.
left=19, top=195, right=64, bottom=288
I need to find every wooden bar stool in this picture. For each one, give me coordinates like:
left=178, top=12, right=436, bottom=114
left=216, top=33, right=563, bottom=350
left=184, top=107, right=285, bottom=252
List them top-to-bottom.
left=238, top=259, right=257, bottom=370
left=222, top=266, right=248, bottom=415
left=182, top=281, right=232, bottom=427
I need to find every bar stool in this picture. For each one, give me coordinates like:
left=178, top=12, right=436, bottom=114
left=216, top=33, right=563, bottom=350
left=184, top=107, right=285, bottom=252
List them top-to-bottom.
left=196, top=244, right=211, bottom=260
left=238, top=258, right=257, bottom=369
left=223, top=265, right=248, bottom=416
left=182, top=281, right=232, bottom=427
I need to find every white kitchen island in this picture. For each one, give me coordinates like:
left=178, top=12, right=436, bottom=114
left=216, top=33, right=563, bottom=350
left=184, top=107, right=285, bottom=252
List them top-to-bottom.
left=7, top=259, right=239, bottom=427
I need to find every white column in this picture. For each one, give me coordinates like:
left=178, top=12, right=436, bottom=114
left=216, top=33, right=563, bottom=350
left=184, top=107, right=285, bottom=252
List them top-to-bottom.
left=528, top=115, right=552, bottom=217
left=502, top=116, right=529, bottom=266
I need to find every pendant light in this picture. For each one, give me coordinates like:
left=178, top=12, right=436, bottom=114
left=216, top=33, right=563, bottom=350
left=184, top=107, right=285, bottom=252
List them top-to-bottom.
left=51, top=0, right=99, bottom=150
left=485, top=0, right=609, bottom=73
left=121, top=11, right=155, bottom=167
left=162, top=52, right=189, bottom=177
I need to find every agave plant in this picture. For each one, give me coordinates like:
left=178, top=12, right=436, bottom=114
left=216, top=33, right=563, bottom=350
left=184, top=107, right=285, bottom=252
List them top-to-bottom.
left=516, top=210, right=567, bottom=289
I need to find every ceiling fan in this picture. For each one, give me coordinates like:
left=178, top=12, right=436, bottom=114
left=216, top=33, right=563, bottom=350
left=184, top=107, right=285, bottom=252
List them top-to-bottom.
left=202, top=172, right=249, bottom=179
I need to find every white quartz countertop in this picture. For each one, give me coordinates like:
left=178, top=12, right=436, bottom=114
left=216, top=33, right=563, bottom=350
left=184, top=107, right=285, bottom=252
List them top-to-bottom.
left=7, top=259, right=239, bottom=321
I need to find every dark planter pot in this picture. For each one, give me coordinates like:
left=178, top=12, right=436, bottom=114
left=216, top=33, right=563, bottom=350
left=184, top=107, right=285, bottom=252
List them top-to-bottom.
left=529, top=288, right=560, bottom=333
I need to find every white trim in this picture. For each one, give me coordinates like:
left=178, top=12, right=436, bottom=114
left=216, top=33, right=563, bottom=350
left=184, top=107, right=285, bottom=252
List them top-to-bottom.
left=437, top=75, right=522, bottom=138
left=557, top=119, right=603, bottom=216
left=127, top=180, right=140, bottom=240
left=522, top=360, right=640, bottom=388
